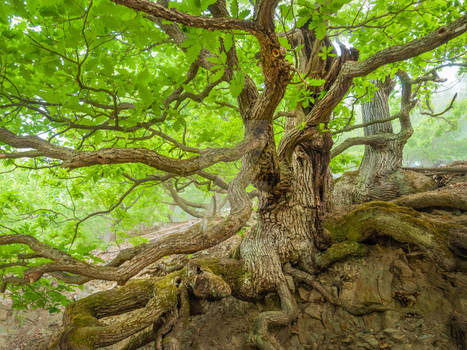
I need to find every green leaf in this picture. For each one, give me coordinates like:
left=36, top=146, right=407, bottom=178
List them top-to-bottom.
left=200, top=0, right=216, bottom=11
left=229, top=0, right=238, bottom=17
left=314, top=21, right=327, bottom=40
left=223, top=34, right=234, bottom=52
left=229, top=71, right=245, bottom=98
left=307, top=79, right=325, bottom=87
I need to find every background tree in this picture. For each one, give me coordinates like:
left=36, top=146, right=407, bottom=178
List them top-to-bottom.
left=0, top=0, right=465, bottom=349
left=331, top=67, right=464, bottom=206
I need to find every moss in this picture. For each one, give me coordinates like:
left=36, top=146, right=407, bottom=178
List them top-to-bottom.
left=325, top=201, right=455, bottom=269
left=326, top=201, right=436, bottom=243
left=315, top=241, right=368, bottom=267
left=194, top=257, right=246, bottom=295
left=152, top=269, right=185, bottom=309
left=62, top=325, right=96, bottom=350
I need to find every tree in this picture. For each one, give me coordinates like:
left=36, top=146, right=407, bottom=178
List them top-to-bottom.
left=0, top=1, right=465, bottom=349
left=331, top=51, right=466, bottom=205
left=331, top=69, right=462, bottom=205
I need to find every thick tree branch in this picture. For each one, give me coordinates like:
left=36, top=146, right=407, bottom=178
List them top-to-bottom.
left=111, top=0, right=261, bottom=34
left=254, top=0, right=280, bottom=31
left=280, top=14, right=467, bottom=161
left=343, top=14, right=467, bottom=78
left=0, top=127, right=265, bottom=174
left=331, top=133, right=399, bottom=158
left=0, top=160, right=255, bottom=286
left=402, top=166, right=467, bottom=174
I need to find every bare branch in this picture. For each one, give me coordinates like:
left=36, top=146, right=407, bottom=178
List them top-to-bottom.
left=421, top=92, right=457, bottom=118
left=332, top=112, right=401, bottom=135
left=331, top=133, right=399, bottom=158
left=70, top=174, right=173, bottom=246
left=164, top=183, right=207, bottom=219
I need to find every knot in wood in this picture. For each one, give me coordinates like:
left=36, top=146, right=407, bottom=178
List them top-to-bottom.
left=437, top=26, right=447, bottom=35
left=271, top=47, right=281, bottom=58
left=186, top=262, right=231, bottom=300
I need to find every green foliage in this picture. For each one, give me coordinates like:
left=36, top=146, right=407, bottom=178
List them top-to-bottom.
left=0, top=0, right=464, bottom=311
left=331, top=152, right=361, bottom=175
left=8, top=280, right=75, bottom=312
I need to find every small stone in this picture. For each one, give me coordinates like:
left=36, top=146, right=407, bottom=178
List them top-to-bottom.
left=298, top=287, right=310, bottom=301
left=308, top=289, right=322, bottom=303
left=304, top=304, right=322, bottom=320
left=383, top=328, right=398, bottom=335
left=391, top=333, right=406, bottom=343
left=361, top=334, right=379, bottom=347
left=416, top=334, right=434, bottom=344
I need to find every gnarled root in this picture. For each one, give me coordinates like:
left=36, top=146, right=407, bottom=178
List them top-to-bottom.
left=393, top=183, right=467, bottom=211
left=325, top=201, right=458, bottom=270
left=54, top=258, right=239, bottom=350
left=56, top=271, right=182, bottom=350
left=249, top=281, right=298, bottom=350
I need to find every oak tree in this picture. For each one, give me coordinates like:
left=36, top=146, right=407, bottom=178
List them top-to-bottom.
left=0, top=0, right=465, bottom=348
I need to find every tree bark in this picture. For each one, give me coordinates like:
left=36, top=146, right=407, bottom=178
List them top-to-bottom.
left=333, top=80, right=436, bottom=206
left=356, top=81, right=407, bottom=201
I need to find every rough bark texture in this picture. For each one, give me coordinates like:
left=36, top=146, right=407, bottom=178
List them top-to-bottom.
left=1, top=2, right=466, bottom=350
left=333, top=80, right=437, bottom=207
left=40, top=184, right=467, bottom=350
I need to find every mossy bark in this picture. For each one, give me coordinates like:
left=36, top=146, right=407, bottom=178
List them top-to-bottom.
left=324, top=201, right=457, bottom=270
left=54, top=258, right=249, bottom=350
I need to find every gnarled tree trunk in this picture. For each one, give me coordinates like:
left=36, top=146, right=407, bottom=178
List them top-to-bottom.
left=0, top=3, right=464, bottom=350
left=333, top=78, right=436, bottom=206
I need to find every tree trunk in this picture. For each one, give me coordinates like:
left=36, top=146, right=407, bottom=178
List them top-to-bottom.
left=238, top=27, right=337, bottom=299
left=334, top=81, right=436, bottom=206
left=356, top=81, right=406, bottom=201
left=240, top=133, right=333, bottom=296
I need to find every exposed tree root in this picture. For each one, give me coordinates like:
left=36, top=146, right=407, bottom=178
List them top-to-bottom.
left=393, top=183, right=467, bottom=210
left=331, top=184, right=467, bottom=271
left=46, top=185, right=466, bottom=349
left=327, top=202, right=456, bottom=268
left=52, top=258, right=241, bottom=349
left=284, top=264, right=389, bottom=316
left=284, top=264, right=341, bottom=306
left=55, top=272, right=182, bottom=350
left=249, top=281, right=298, bottom=350
left=153, top=288, right=190, bottom=350
left=119, top=327, right=155, bottom=350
